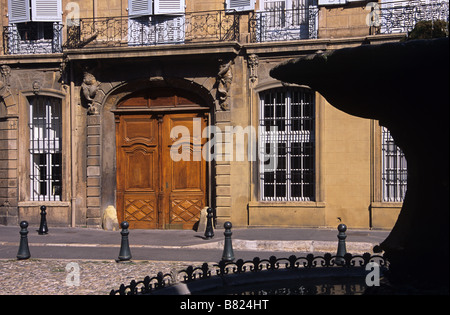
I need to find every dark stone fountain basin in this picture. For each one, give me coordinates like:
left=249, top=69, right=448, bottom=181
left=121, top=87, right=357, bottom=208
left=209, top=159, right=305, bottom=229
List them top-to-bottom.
left=270, top=38, right=449, bottom=292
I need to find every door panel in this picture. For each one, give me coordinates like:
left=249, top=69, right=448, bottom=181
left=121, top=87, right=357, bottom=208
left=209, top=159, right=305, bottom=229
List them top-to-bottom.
left=116, top=112, right=207, bottom=229
left=162, top=113, right=207, bottom=229
left=116, top=115, right=160, bottom=229
left=124, top=146, right=157, bottom=191
left=124, top=194, right=159, bottom=229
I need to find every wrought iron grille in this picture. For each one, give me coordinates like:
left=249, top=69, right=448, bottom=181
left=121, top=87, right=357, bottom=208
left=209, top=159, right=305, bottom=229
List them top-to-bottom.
left=378, top=0, right=449, bottom=34
left=249, top=5, right=319, bottom=43
left=65, top=10, right=240, bottom=49
left=3, top=22, right=63, bottom=55
left=259, top=87, right=315, bottom=202
left=29, top=96, right=62, bottom=201
left=381, top=127, right=407, bottom=202
left=110, top=253, right=388, bottom=295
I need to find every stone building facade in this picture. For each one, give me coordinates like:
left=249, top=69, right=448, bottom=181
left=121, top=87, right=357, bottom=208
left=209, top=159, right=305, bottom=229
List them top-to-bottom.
left=1, top=0, right=445, bottom=230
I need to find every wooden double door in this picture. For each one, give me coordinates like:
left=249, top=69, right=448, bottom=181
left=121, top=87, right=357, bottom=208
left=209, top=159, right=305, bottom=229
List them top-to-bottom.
left=116, top=112, right=207, bottom=229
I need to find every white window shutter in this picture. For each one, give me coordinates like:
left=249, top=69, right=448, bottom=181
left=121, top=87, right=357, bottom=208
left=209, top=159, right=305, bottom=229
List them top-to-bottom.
left=8, top=0, right=31, bottom=23
left=31, top=0, right=62, bottom=22
left=128, top=0, right=153, bottom=17
left=154, top=0, right=185, bottom=15
left=226, top=0, right=255, bottom=12
left=318, top=0, right=347, bottom=5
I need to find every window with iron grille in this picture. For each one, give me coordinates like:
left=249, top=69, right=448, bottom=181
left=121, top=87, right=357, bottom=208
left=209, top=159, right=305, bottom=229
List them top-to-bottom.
left=5, top=0, right=63, bottom=54
left=263, top=0, right=309, bottom=27
left=259, top=87, right=315, bottom=201
left=29, top=96, right=62, bottom=201
left=381, top=126, right=407, bottom=202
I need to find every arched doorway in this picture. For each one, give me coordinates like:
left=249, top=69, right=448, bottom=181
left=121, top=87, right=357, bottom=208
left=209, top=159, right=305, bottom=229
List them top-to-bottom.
left=115, top=88, right=209, bottom=229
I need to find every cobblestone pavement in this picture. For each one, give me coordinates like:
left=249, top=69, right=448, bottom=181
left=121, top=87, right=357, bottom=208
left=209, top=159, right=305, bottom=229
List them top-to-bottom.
left=0, top=259, right=203, bottom=295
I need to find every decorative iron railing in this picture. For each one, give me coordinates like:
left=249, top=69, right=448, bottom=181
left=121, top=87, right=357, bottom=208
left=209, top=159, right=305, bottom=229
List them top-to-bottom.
left=377, top=0, right=449, bottom=34
left=3, top=2, right=448, bottom=55
left=249, top=6, right=319, bottom=43
left=65, top=10, right=240, bottom=49
left=3, top=22, right=63, bottom=55
left=110, top=253, right=388, bottom=295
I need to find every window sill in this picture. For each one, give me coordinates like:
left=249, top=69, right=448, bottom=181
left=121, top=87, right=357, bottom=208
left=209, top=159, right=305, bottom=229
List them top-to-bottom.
left=18, top=201, right=70, bottom=207
left=248, top=201, right=326, bottom=208
left=370, top=202, right=403, bottom=209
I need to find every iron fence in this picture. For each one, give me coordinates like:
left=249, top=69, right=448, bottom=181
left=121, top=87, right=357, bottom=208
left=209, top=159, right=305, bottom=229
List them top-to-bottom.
left=377, top=0, right=449, bottom=35
left=249, top=6, right=319, bottom=43
left=65, top=10, right=240, bottom=49
left=110, top=253, right=388, bottom=295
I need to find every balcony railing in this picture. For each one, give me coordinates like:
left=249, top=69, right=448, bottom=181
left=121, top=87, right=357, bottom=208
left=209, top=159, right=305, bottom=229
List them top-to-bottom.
left=377, top=0, right=449, bottom=35
left=2, top=2, right=448, bottom=55
left=249, top=6, right=319, bottom=43
left=65, top=10, right=240, bottom=49
left=3, top=22, right=63, bottom=55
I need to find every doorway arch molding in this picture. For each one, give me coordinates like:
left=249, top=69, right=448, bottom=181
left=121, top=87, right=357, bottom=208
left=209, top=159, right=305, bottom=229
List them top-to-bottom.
left=85, top=76, right=217, bottom=229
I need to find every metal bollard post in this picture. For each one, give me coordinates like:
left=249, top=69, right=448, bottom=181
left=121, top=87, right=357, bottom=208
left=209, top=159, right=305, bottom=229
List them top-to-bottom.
left=38, top=205, right=49, bottom=235
left=204, top=208, right=214, bottom=239
left=17, top=221, right=31, bottom=260
left=117, top=221, right=132, bottom=262
left=221, top=221, right=235, bottom=262
left=335, top=223, right=347, bottom=266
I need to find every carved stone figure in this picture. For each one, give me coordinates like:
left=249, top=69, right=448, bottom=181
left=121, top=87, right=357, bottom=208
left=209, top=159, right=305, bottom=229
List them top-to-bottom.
left=217, top=59, right=233, bottom=111
left=0, top=65, right=11, bottom=97
left=81, top=71, right=101, bottom=114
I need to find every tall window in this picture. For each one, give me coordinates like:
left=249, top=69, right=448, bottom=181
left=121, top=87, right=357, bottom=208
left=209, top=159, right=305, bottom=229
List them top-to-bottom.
left=6, top=0, right=63, bottom=54
left=128, top=0, right=185, bottom=46
left=254, top=0, right=317, bottom=42
left=263, top=0, right=308, bottom=28
left=259, top=87, right=315, bottom=201
left=29, top=96, right=62, bottom=201
left=381, top=126, right=407, bottom=202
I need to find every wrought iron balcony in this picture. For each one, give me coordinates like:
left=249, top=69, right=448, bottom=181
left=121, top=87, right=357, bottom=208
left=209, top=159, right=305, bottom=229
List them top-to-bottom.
left=376, top=0, right=449, bottom=35
left=3, top=2, right=448, bottom=55
left=249, top=6, right=319, bottom=43
left=64, top=10, right=240, bottom=49
left=3, top=22, right=63, bottom=55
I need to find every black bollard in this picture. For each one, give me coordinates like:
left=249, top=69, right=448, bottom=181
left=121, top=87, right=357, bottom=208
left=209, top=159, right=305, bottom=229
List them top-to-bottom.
left=38, top=205, right=49, bottom=235
left=204, top=208, right=214, bottom=239
left=17, top=221, right=31, bottom=260
left=117, top=221, right=132, bottom=262
left=221, top=221, right=235, bottom=262
left=335, top=223, right=347, bottom=266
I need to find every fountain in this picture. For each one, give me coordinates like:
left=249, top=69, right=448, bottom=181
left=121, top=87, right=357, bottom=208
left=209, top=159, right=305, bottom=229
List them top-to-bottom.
left=270, top=38, right=449, bottom=293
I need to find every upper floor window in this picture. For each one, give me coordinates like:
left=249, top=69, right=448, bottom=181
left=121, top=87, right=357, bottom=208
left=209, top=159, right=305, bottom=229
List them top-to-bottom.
left=5, top=0, right=62, bottom=54
left=128, top=0, right=186, bottom=45
left=226, top=0, right=256, bottom=12
left=251, top=0, right=319, bottom=42
left=259, top=87, right=315, bottom=201
left=381, top=126, right=407, bottom=202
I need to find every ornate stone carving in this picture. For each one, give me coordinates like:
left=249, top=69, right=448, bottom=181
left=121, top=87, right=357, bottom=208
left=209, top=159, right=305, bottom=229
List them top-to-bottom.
left=248, top=54, right=259, bottom=86
left=216, top=59, right=233, bottom=111
left=0, top=65, right=11, bottom=97
left=81, top=71, right=101, bottom=114
left=32, top=81, right=41, bottom=95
